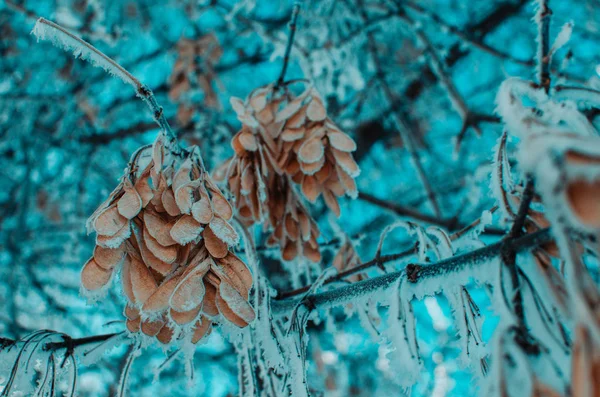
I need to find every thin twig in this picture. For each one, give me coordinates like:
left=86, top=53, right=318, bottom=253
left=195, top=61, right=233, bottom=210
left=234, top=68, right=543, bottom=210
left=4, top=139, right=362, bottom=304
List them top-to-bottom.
left=497, top=0, right=552, bottom=335
left=536, top=0, right=552, bottom=93
left=403, top=1, right=533, bottom=67
left=275, top=2, right=301, bottom=88
left=399, top=11, right=500, bottom=152
left=33, top=18, right=180, bottom=150
left=554, top=85, right=600, bottom=104
left=501, top=177, right=535, bottom=328
left=358, top=192, right=458, bottom=229
left=279, top=206, right=500, bottom=299
left=278, top=243, right=417, bottom=299
left=43, top=332, right=122, bottom=352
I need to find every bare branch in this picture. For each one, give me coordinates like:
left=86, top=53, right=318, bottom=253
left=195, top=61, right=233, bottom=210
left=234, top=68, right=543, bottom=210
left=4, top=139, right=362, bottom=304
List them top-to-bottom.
left=357, top=0, right=442, bottom=217
left=536, top=0, right=552, bottom=93
left=275, top=2, right=301, bottom=89
left=399, top=11, right=500, bottom=152
left=358, top=191, right=458, bottom=229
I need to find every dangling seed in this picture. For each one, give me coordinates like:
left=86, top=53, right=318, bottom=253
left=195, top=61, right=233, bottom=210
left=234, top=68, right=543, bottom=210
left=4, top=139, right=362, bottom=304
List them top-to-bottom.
left=117, top=181, right=143, bottom=219
left=94, top=205, right=128, bottom=237
left=170, top=215, right=203, bottom=245
left=203, top=226, right=228, bottom=259
left=81, top=258, right=112, bottom=291
left=191, top=317, right=212, bottom=343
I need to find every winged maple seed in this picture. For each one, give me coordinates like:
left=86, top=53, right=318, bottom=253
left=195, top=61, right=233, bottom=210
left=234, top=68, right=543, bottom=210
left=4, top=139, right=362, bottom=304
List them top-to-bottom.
left=214, top=82, right=360, bottom=262
left=516, top=133, right=600, bottom=235
left=81, top=135, right=255, bottom=346
left=562, top=147, right=600, bottom=230
left=265, top=176, right=321, bottom=262
left=332, top=240, right=365, bottom=283
left=332, top=240, right=380, bottom=325
left=571, top=325, right=600, bottom=397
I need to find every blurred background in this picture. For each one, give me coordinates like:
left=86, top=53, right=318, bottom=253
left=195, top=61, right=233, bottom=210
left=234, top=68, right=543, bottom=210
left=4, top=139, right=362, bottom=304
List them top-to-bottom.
left=1, top=0, right=599, bottom=395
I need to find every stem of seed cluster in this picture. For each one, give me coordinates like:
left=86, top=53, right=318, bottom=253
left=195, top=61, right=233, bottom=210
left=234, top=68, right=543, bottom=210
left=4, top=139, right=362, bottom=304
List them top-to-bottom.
left=276, top=2, right=301, bottom=89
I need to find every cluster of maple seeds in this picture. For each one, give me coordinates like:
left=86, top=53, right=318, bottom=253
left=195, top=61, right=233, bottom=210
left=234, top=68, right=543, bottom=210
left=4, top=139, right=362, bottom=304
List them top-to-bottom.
left=169, top=34, right=223, bottom=124
left=215, top=83, right=360, bottom=262
left=81, top=136, right=254, bottom=345
left=264, top=176, right=321, bottom=262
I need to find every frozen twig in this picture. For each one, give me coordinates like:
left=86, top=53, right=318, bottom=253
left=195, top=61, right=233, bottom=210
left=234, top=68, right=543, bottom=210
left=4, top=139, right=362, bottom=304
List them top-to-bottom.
left=496, top=0, right=552, bottom=344
left=275, top=2, right=301, bottom=89
left=32, top=18, right=180, bottom=150
left=554, top=85, right=600, bottom=105
left=501, top=177, right=535, bottom=329
left=279, top=206, right=501, bottom=300
left=272, top=228, right=552, bottom=315
left=278, top=243, right=416, bottom=299
left=0, top=330, right=127, bottom=397
left=43, top=332, right=123, bottom=352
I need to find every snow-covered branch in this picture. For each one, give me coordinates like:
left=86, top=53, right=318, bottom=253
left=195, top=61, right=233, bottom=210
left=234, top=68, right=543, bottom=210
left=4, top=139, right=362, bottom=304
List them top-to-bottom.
left=271, top=228, right=552, bottom=316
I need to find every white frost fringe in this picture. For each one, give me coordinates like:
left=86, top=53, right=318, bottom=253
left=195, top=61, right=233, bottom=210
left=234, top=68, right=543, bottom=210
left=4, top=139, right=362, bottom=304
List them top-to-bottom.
left=32, top=18, right=137, bottom=90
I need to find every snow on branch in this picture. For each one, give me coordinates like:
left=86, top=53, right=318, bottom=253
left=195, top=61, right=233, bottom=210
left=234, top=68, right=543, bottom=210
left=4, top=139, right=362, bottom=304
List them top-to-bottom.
left=32, top=18, right=178, bottom=144
left=32, top=18, right=140, bottom=90
left=554, top=85, right=600, bottom=106
left=271, top=228, right=552, bottom=316
left=0, top=330, right=127, bottom=396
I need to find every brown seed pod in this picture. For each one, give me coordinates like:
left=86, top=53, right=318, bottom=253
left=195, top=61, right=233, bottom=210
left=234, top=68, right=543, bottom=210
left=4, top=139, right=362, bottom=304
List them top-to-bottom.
left=169, top=34, right=223, bottom=123
left=216, top=82, right=360, bottom=263
left=82, top=134, right=254, bottom=345
left=265, top=176, right=321, bottom=263
left=566, top=179, right=600, bottom=228
left=81, top=258, right=112, bottom=291
left=191, top=317, right=213, bottom=344
left=571, top=325, right=600, bottom=397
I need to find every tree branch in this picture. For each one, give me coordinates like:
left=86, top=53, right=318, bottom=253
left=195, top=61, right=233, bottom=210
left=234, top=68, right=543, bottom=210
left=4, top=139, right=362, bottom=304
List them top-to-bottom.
left=357, top=0, right=442, bottom=217
left=404, top=0, right=529, bottom=101
left=498, top=0, right=550, bottom=338
left=536, top=0, right=552, bottom=93
left=404, top=1, right=533, bottom=67
left=399, top=11, right=500, bottom=152
left=33, top=18, right=181, bottom=153
left=358, top=191, right=457, bottom=229
left=279, top=206, right=500, bottom=299
left=272, top=228, right=552, bottom=315
left=43, top=332, right=122, bottom=352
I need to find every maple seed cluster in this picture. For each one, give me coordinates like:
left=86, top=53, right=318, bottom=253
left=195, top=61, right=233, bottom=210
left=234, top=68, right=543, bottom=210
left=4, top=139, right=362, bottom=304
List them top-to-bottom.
left=169, top=34, right=222, bottom=124
left=216, top=83, right=360, bottom=262
left=81, top=136, right=255, bottom=345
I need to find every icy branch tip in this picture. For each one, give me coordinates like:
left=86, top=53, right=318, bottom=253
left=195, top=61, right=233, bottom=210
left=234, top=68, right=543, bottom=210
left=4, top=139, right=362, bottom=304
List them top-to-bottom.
left=31, top=17, right=139, bottom=90
left=31, top=17, right=48, bottom=40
